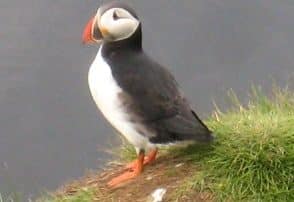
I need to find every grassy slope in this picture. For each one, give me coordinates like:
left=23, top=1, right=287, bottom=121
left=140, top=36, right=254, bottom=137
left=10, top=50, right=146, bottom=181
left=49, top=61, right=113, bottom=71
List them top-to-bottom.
left=40, top=86, right=294, bottom=202
left=174, top=86, right=294, bottom=201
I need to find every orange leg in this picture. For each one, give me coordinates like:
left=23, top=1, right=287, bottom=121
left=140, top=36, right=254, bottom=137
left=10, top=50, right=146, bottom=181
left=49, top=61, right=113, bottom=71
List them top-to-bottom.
left=125, top=148, right=158, bottom=171
left=107, top=151, right=145, bottom=187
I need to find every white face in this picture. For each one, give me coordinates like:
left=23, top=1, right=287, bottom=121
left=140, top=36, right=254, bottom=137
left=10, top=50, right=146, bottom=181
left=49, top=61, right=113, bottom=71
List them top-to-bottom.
left=97, top=8, right=140, bottom=42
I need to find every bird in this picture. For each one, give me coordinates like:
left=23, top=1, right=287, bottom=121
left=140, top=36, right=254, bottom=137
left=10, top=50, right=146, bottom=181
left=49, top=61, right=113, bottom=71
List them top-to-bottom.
left=82, top=1, right=214, bottom=187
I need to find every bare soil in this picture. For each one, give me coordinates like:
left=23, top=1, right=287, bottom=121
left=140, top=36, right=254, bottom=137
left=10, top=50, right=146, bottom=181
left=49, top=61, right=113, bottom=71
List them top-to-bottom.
left=55, top=154, right=213, bottom=202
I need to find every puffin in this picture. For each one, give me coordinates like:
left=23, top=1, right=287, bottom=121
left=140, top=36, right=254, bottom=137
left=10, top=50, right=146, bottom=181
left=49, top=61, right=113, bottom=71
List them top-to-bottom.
left=82, top=1, right=214, bottom=187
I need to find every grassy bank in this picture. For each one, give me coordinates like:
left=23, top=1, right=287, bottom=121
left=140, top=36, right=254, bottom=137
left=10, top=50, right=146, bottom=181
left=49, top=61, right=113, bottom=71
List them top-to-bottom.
left=40, top=85, right=294, bottom=202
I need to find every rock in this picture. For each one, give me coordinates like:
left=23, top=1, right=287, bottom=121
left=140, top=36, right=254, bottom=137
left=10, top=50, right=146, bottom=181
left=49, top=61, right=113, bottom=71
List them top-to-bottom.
left=175, top=163, right=184, bottom=168
left=146, top=175, right=153, bottom=180
left=146, top=188, right=167, bottom=202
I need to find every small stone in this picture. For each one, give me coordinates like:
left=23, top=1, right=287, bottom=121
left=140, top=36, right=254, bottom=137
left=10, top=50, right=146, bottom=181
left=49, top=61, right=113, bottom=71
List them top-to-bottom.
left=175, top=163, right=184, bottom=168
left=146, top=176, right=153, bottom=180
left=147, top=188, right=167, bottom=202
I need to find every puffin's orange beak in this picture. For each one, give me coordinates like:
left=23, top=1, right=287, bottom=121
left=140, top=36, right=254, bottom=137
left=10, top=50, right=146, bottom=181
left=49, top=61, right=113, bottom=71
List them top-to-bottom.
left=82, top=16, right=103, bottom=44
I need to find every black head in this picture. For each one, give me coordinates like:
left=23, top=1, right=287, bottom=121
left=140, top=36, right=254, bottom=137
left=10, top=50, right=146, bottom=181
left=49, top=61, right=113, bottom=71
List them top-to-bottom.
left=82, top=1, right=141, bottom=45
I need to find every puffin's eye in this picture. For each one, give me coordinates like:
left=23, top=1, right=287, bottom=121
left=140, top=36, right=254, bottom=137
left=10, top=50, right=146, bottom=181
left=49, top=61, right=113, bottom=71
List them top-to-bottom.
left=113, top=11, right=119, bottom=20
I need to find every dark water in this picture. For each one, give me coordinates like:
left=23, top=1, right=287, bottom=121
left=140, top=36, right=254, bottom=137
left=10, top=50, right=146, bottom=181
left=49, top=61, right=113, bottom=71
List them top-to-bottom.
left=0, top=0, right=293, bottom=200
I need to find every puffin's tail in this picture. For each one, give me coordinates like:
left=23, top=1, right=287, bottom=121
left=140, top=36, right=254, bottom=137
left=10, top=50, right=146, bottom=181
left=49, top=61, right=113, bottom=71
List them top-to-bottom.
left=190, top=110, right=215, bottom=143
left=149, top=114, right=215, bottom=144
left=193, top=131, right=215, bottom=143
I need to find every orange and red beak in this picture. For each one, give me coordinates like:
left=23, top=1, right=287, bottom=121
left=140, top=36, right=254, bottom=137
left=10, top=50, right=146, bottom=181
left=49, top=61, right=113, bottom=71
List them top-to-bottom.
left=82, top=16, right=103, bottom=44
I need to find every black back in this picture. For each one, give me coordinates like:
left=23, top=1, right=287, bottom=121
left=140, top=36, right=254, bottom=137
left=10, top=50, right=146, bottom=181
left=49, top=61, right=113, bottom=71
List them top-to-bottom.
left=100, top=18, right=213, bottom=144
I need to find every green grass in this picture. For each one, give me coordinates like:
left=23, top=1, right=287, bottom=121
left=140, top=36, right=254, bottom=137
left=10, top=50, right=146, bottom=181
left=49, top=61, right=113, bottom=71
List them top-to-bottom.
left=40, top=85, right=294, bottom=201
left=170, top=85, right=294, bottom=201
left=37, top=188, right=96, bottom=202
left=0, top=192, right=23, bottom=202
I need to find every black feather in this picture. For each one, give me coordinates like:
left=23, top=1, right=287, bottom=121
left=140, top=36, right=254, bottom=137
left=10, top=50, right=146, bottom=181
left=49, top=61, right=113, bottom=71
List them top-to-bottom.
left=100, top=26, right=213, bottom=144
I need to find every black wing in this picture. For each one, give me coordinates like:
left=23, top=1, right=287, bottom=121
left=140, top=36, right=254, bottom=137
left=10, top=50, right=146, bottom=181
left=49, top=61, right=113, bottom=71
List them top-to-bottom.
left=109, top=52, right=213, bottom=143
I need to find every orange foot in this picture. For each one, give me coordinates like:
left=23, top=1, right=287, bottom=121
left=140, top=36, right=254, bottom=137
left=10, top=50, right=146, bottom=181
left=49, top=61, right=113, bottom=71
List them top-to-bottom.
left=125, top=148, right=158, bottom=171
left=107, top=151, right=145, bottom=187
left=107, top=168, right=140, bottom=187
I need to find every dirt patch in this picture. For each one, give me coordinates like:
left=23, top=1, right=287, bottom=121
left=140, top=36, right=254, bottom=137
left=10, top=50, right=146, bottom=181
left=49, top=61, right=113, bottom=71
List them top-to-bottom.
left=55, top=155, right=213, bottom=202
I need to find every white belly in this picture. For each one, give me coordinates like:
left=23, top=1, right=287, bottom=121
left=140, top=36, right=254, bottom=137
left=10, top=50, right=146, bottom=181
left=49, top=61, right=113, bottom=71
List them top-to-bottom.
left=88, top=47, right=153, bottom=151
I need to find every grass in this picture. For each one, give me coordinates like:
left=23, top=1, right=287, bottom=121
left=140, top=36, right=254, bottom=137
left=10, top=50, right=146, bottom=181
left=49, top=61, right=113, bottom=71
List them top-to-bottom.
left=40, top=85, right=294, bottom=201
left=170, top=85, right=294, bottom=201
left=209, top=85, right=294, bottom=201
left=38, top=188, right=96, bottom=202
left=0, top=192, right=22, bottom=202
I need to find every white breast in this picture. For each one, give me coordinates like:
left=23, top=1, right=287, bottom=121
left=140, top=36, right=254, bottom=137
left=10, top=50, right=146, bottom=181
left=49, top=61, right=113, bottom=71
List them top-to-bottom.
left=88, top=47, right=154, bottom=151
